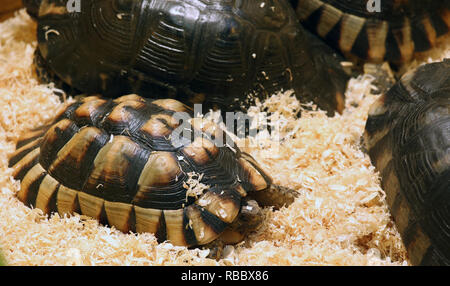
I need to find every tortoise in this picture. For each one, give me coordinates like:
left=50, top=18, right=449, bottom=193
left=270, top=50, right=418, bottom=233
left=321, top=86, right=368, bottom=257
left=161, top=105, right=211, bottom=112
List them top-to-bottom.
left=22, top=0, right=349, bottom=115
left=291, top=0, right=450, bottom=64
left=363, top=59, right=450, bottom=265
left=8, top=94, right=298, bottom=247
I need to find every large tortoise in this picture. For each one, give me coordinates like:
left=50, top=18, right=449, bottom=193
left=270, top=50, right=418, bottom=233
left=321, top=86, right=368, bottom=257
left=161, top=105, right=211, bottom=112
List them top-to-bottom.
left=23, top=0, right=349, bottom=115
left=291, top=0, right=450, bottom=64
left=363, top=60, right=450, bottom=265
left=9, top=94, right=298, bottom=247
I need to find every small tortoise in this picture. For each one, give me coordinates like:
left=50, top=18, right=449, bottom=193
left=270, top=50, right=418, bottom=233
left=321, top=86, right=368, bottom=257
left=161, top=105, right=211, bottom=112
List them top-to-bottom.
left=24, top=0, right=349, bottom=115
left=291, top=0, right=450, bottom=64
left=363, top=60, right=450, bottom=265
left=8, top=94, right=298, bottom=247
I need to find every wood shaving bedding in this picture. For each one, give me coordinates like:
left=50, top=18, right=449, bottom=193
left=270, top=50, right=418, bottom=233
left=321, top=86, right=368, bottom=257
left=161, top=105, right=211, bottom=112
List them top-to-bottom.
left=0, top=10, right=449, bottom=266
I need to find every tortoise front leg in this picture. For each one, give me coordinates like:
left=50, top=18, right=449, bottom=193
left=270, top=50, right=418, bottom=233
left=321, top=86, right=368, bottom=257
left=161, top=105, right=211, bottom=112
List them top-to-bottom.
left=250, top=184, right=299, bottom=210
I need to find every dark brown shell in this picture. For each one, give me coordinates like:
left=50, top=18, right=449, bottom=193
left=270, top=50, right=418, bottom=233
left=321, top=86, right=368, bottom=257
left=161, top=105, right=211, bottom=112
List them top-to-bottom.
left=31, top=0, right=348, bottom=115
left=292, top=0, right=450, bottom=63
left=363, top=60, right=450, bottom=265
left=9, top=94, right=273, bottom=247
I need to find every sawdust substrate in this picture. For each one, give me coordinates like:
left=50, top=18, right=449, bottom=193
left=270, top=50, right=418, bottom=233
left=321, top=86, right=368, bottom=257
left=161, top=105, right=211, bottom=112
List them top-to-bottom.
left=0, top=10, right=449, bottom=266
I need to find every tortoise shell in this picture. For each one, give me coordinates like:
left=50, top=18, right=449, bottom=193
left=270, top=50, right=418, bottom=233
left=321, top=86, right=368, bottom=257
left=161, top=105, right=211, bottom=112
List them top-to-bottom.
left=29, top=0, right=348, bottom=115
left=291, top=0, right=450, bottom=63
left=363, top=60, right=450, bottom=265
left=9, top=94, right=275, bottom=247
